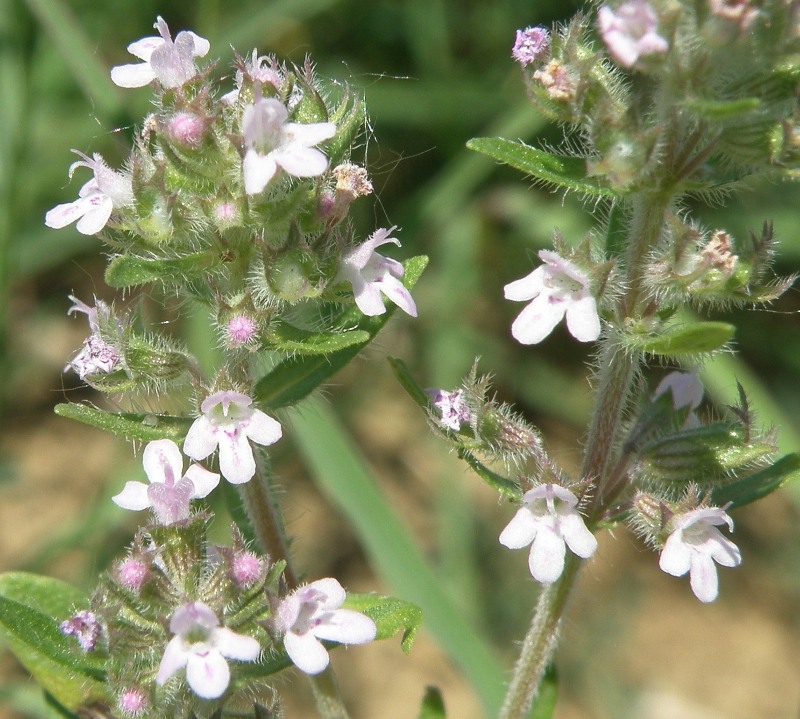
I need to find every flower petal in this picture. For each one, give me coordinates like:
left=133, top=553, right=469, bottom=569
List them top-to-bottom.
left=110, top=62, right=157, bottom=88
left=284, top=121, right=336, bottom=148
left=274, top=145, right=329, bottom=178
left=243, top=149, right=278, bottom=195
left=75, top=197, right=114, bottom=235
left=45, top=200, right=87, bottom=229
left=504, top=267, right=545, bottom=302
left=378, top=275, right=418, bottom=317
left=510, top=295, right=566, bottom=345
left=564, top=295, right=601, bottom=342
left=243, top=410, right=283, bottom=447
left=183, top=416, right=218, bottom=461
left=218, top=430, right=256, bottom=484
left=142, top=439, right=184, bottom=486
left=184, top=463, right=220, bottom=499
left=112, top=481, right=151, bottom=511
left=499, top=507, right=538, bottom=549
left=560, top=513, right=598, bottom=559
left=528, top=527, right=566, bottom=583
left=706, top=528, right=742, bottom=568
left=658, top=533, right=692, bottom=577
left=689, top=553, right=719, bottom=603
left=308, top=578, right=346, bottom=608
left=312, top=610, right=376, bottom=645
left=214, top=628, right=261, bottom=661
left=284, top=631, right=330, bottom=675
left=155, top=636, right=188, bottom=685
left=185, top=650, right=230, bottom=699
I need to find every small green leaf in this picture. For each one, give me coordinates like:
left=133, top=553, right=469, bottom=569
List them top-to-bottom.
left=684, top=97, right=763, bottom=120
left=467, top=137, right=615, bottom=197
left=604, top=201, right=628, bottom=258
left=105, top=252, right=216, bottom=288
left=253, top=256, right=428, bottom=408
left=633, top=321, right=735, bottom=356
left=267, top=322, right=371, bottom=355
left=389, top=356, right=435, bottom=411
left=54, top=403, right=191, bottom=442
left=458, top=449, right=523, bottom=501
left=713, top=452, right=800, bottom=508
left=0, top=573, right=106, bottom=710
left=343, top=592, right=423, bottom=653
left=529, top=664, right=558, bottom=719
left=418, top=686, right=447, bottom=719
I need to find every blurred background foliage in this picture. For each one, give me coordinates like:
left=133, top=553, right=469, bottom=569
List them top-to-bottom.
left=1, top=0, right=800, bottom=718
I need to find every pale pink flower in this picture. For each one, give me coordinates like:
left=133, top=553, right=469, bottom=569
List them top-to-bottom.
left=598, top=0, right=669, bottom=68
left=110, top=16, right=210, bottom=89
left=512, top=26, right=551, bottom=66
left=241, top=96, right=335, bottom=194
left=45, top=152, right=133, bottom=235
left=336, top=227, right=417, bottom=317
left=504, top=250, right=600, bottom=344
left=65, top=295, right=122, bottom=380
left=654, top=367, right=703, bottom=427
left=426, top=388, right=471, bottom=431
left=183, top=391, right=282, bottom=484
left=112, top=439, right=220, bottom=524
left=500, top=483, right=597, bottom=583
left=659, top=506, right=741, bottom=603
left=274, top=578, right=376, bottom=675
left=156, top=602, right=260, bottom=699
left=60, top=610, right=101, bottom=652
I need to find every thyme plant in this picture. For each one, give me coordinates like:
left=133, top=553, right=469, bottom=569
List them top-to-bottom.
left=1, top=2, right=798, bottom=718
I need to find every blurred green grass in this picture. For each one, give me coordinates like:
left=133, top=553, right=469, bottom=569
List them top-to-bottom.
left=2, top=1, right=800, bottom=718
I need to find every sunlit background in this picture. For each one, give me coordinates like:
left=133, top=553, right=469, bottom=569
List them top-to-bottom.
left=2, top=1, right=800, bottom=718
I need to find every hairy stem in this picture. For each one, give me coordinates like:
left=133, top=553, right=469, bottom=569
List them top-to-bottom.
left=501, top=193, right=673, bottom=717
left=238, top=455, right=350, bottom=718
left=498, top=554, right=581, bottom=719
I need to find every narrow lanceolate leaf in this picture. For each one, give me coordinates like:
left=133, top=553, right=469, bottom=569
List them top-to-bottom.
left=684, top=97, right=762, bottom=120
left=466, top=137, right=615, bottom=197
left=105, top=252, right=217, bottom=288
left=253, top=255, right=428, bottom=408
left=632, top=321, right=735, bottom=356
left=267, top=322, right=371, bottom=355
left=388, top=356, right=437, bottom=412
left=54, top=403, right=191, bottom=442
left=712, top=453, right=800, bottom=508
left=0, top=573, right=106, bottom=710
left=343, top=593, right=422, bottom=653
left=418, top=686, right=447, bottom=719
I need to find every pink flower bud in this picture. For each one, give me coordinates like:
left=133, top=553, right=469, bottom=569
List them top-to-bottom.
left=168, top=112, right=206, bottom=147
left=226, top=314, right=259, bottom=347
left=230, top=551, right=263, bottom=588
left=116, top=556, right=151, bottom=591
left=118, top=688, right=149, bottom=717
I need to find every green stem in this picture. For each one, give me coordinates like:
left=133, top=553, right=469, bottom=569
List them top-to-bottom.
left=237, top=454, right=350, bottom=718
left=498, top=554, right=581, bottom=719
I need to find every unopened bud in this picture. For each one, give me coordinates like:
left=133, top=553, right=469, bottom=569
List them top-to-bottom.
left=167, top=112, right=207, bottom=148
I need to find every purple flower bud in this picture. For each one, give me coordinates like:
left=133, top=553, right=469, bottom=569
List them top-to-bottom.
left=512, top=26, right=551, bottom=66
left=167, top=112, right=206, bottom=147
left=226, top=314, right=259, bottom=347
left=230, top=551, right=264, bottom=588
left=115, top=556, right=151, bottom=591
left=60, top=610, right=101, bottom=652
left=118, top=688, right=149, bottom=717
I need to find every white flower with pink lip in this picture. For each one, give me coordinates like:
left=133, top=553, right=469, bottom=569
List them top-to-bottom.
left=598, top=0, right=669, bottom=68
left=110, top=16, right=210, bottom=89
left=241, top=96, right=336, bottom=195
left=45, top=152, right=133, bottom=235
left=336, top=227, right=418, bottom=317
left=504, top=250, right=600, bottom=345
left=183, top=391, right=282, bottom=484
left=112, top=439, right=219, bottom=524
left=500, top=483, right=598, bottom=583
left=659, top=506, right=742, bottom=603
left=274, top=578, right=377, bottom=675
left=156, top=601, right=260, bottom=699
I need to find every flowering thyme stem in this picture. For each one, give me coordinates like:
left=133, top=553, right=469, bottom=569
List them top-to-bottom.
left=501, top=193, right=673, bottom=717
left=238, top=454, right=299, bottom=588
left=499, top=553, right=581, bottom=719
